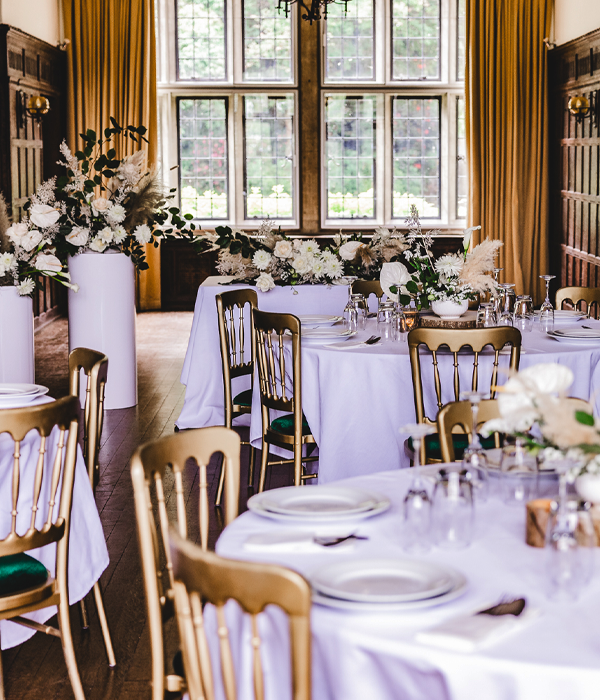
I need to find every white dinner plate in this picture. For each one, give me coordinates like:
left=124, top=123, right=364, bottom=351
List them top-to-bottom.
left=534, top=310, right=587, bottom=321
left=298, top=314, right=344, bottom=328
left=551, top=326, right=600, bottom=338
left=302, top=328, right=356, bottom=345
left=547, top=329, right=600, bottom=343
left=0, top=383, right=43, bottom=397
left=0, top=384, right=49, bottom=406
left=257, top=485, right=381, bottom=517
left=311, top=558, right=456, bottom=603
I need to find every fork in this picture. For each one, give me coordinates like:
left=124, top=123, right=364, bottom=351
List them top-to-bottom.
left=314, top=533, right=369, bottom=547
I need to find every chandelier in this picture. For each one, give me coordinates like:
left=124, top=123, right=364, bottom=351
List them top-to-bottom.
left=277, top=0, right=350, bottom=24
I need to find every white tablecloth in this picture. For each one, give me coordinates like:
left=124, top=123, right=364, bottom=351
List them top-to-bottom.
left=177, top=277, right=349, bottom=430
left=247, top=319, right=600, bottom=482
left=0, top=397, right=109, bottom=649
left=216, top=470, right=600, bottom=700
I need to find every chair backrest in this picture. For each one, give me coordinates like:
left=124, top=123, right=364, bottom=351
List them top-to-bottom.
left=351, top=279, right=384, bottom=306
left=555, top=286, right=600, bottom=318
left=216, top=290, right=258, bottom=422
left=253, top=309, right=302, bottom=422
left=408, top=327, right=521, bottom=425
left=69, top=347, right=108, bottom=490
left=0, top=396, right=79, bottom=563
left=437, top=399, right=502, bottom=463
left=130, top=427, right=241, bottom=700
left=170, top=530, right=312, bottom=700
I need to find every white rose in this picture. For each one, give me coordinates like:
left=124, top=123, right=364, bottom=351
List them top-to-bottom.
left=91, top=197, right=111, bottom=215
left=30, top=203, right=60, bottom=228
left=106, top=204, right=126, bottom=225
left=6, top=222, right=29, bottom=244
left=134, top=224, right=152, bottom=244
left=113, top=225, right=127, bottom=244
left=98, top=226, right=114, bottom=243
left=66, top=227, right=90, bottom=247
left=19, top=230, right=44, bottom=252
left=89, top=236, right=108, bottom=252
left=274, top=240, right=293, bottom=259
left=339, top=240, right=365, bottom=261
left=252, top=249, right=272, bottom=271
left=34, top=253, right=62, bottom=275
left=291, top=255, right=311, bottom=275
left=380, top=262, right=412, bottom=302
left=255, top=272, right=275, bottom=292
left=17, top=278, right=35, bottom=296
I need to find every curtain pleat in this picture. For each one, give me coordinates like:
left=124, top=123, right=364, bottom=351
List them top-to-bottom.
left=62, top=0, right=160, bottom=310
left=466, top=0, right=552, bottom=302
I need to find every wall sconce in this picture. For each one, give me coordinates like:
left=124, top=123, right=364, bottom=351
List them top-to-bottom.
left=16, top=91, right=50, bottom=129
left=568, top=92, right=599, bottom=128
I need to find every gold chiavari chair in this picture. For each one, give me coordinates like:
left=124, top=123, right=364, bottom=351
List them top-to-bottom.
left=350, top=279, right=384, bottom=306
left=555, top=286, right=600, bottom=318
left=216, top=290, right=258, bottom=504
left=253, top=310, right=318, bottom=492
left=408, top=327, right=521, bottom=463
left=69, top=348, right=116, bottom=667
left=0, top=396, right=85, bottom=700
left=437, top=399, right=502, bottom=463
left=131, top=427, right=241, bottom=700
left=169, top=530, right=312, bottom=700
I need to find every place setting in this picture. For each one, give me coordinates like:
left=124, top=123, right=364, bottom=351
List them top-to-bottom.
left=0, top=383, right=49, bottom=407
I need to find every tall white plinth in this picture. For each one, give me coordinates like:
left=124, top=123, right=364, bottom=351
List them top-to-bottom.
left=68, top=252, right=137, bottom=409
left=0, top=286, right=35, bottom=383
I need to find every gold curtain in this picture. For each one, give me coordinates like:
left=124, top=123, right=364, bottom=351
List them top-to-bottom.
left=62, top=0, right=161, bottom=310
left=466, top=0, right=552, bottom=302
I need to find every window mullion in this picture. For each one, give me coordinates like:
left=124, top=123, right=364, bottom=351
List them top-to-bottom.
left=232, top=0, right=242, bottom=84
left=232, top=93, right=244, bottom=225
left=376, top=93, right=385, bottom=224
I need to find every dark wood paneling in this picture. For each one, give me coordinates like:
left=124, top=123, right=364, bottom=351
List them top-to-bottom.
left=549, top=29, right=600, bottom=299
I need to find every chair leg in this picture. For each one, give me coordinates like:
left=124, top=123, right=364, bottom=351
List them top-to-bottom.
left=258, top=442, right=269, bottom=492
left=248, top=445, right=256, bottom=488
left=294, top=445, right=302, bottom=487
left=215, top=453, right=226, bottom=506
left=93, top=581, right=117, bottom=667
left=57, top=595, right=86, bottom=700
left=79, top=598, right=90, bottom=629
left=0, top=631, right=5, bottom=700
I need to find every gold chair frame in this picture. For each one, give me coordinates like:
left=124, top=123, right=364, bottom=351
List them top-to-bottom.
left=350, top=279, right=384, bottom=305
left=555, top=286, right=600, bottom=318
left=216, top=290, right=258, bottom=504
left=253, top=310, right=318, bottom=492
left=408, top=327, right=521, bottom=462
left=0, top=396, right=85, bottom=700
left=437, top=399, right=502, bottom=463
left=131, top=427, right=241, bottom=700
left=169, top=530, right=312, bottom=700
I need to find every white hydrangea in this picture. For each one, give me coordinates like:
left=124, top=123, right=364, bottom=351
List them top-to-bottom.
left=252, top=249, right=272, bottom=271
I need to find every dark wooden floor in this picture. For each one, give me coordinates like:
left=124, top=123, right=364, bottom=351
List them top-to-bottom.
left=5, top=312, right=295, bottom=700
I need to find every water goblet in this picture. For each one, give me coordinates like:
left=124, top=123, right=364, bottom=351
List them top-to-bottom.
left=493, top=267, right=503, bottom=284
left=539, top=275, right=556, bottom=333
left=459, top=390, right=490, bottom=502
left=400, top=423, right=436, bottom=553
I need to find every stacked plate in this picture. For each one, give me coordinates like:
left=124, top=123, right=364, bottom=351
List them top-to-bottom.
left=535, top=310, right=587, bottom=323
left=298, top=314, right=343, bottom=328
left=547, top=326, right=600, bottom=343
left=301, top=328, right=356, bottom=344
left=0, top=384, right=49, bottom=408
left=247, top=485, right=390, bottom=522
left=310, top=558, right=468, bottom=611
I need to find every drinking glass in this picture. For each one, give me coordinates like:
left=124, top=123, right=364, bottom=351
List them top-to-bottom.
left=539, top=275, right=556, bottom=333
left=497, top=283, right=516, bottom=326
left=344, top=293, right=367, bottom=331
left=513, top=295, right=534, bottom=333
left=377, top=300, right=396, bottom=343
left=477, top=302, right=497, bottom=328
left=392, top=307, right=407, bottom=343
left=402, top=307, right=419, bottom=333
left=459, top=390, right=490, bottom=502
left=401, top=423, right=436, bottom=553
left=500, top=439, right=538, bottom=505
left=431, top=469, right=474, bottom=549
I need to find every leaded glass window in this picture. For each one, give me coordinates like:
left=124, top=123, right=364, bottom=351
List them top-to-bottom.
left=177, top=0, right=227, bottom=80
left=243, top=0, right=293, bottom=81
left=325, top=0, right=374, bottom=81
left=391, top=0, right=440, bottom=80
left=456, top=96, right=467, bottom=218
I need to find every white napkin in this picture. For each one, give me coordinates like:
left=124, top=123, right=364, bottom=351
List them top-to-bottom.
left=328, top=340, right=380, bottom=350
left=243, top=531, right=355, bottom=553
left=415, top=606, right=540, bottom=652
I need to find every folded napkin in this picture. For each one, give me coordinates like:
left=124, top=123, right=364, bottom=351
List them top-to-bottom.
left=328, top=340, right=380, bottom=350
left=244, top=531, right=356, bottom=553
left=415, top=598, right=539, bottom=652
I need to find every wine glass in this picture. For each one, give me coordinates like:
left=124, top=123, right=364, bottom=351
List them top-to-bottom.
left=493, top=267, right=503, bottom=283
left=339, top=275, right=358, bottom=305
left=539, top=275, right=556, bottom=333
left=514, top=295, right=534, bottom=333
left=459, top=390, right=490, bottom=502
left=400, top=423, right=436, bottom=553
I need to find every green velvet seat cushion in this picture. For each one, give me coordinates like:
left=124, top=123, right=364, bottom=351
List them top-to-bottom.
left=233, top=389, right=253, bottom=407
left=270, top=413, right=312, bottom=436
left=408, top=432, right=499, bottom=461
left=0, top=553, right=49, bottom=597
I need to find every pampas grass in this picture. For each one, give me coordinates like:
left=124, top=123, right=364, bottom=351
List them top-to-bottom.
left=121, top=170, right=166, bottom=232
left=0, top=193, right=10, bottom=254
left=459, top=239, right=502, bottom=294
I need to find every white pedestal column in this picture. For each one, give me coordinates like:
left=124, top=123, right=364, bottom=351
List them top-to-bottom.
left=68, top=252, right=137, bottom=409
left=0, top=287, right=35, bottom=383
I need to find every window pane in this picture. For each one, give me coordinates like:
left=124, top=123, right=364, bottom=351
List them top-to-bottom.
left=177, top=0, right=226, bottom=80
left=243, top=0, right=292, bottom=81
left=325, top=0, right=374, bottom=81
left=392, top=0, right=440, bottom=80
left=457, top=0, right=465, bottom=80
left=244, top=95, right=295, bottom=219
left=325, top=95, right=376, bottom=219
left=456, top=96, right=467, bottom=218
left=392, top=97, right=440, bottom=218
left=179, top=98, right=229, bottom=219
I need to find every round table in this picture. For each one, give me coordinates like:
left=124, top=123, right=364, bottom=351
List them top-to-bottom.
left=248, top=318, right=600, bottom=482
left=216, top=469, right=600, bottom=700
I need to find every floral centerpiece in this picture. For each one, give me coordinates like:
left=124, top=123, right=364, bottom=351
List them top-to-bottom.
left=379, top=205, right=501, bottom=317
left=194, top=220, right=409, bottom=292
